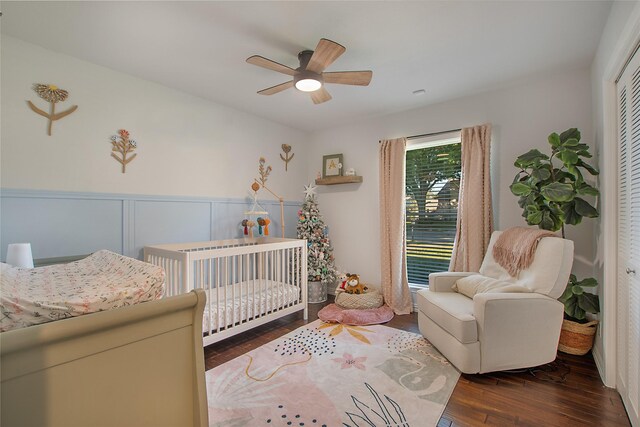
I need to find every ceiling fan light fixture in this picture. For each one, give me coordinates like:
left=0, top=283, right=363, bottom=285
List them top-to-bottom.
left=294, top=70, right=323, bottom=92
left=295, top=78, right=322, bottom=92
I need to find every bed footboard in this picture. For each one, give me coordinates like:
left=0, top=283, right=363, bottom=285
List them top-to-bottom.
left=1, top=290, right=208, bottom=427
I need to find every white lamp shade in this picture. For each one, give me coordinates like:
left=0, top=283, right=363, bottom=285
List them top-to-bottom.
left=6, top=243, right=34, bottom=268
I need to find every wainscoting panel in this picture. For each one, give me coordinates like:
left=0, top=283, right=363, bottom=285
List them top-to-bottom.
left=0, top=189, right=302, bottom=262
left=1, top=193, right=123, bottom=260
left=132, top=200, right=212, bottom=259
left=211, top=201, right=254, bottom=240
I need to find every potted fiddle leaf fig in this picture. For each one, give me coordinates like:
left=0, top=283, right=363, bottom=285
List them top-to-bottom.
left=509, top=128, right=599, bottom=238
left=510, top=128, right=601, bottom=355
left=557, top=275, right=600, bottom=355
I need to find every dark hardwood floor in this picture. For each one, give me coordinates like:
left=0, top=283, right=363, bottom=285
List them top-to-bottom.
left=204, top=298, right=630, bottom=427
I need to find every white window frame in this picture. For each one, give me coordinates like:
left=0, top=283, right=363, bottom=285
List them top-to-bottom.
left=406, top=131, right=461, bottom=289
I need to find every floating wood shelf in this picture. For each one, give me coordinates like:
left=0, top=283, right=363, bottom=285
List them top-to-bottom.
left=315, top=175, right=363, bottom=185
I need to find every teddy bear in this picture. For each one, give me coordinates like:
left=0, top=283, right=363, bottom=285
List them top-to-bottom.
left=335, top=271, right=349, bottom=294
left=344, top=274, right=368, bottom=295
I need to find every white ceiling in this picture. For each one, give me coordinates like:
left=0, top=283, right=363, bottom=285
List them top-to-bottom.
left=1, top=1, right=612, bottom=132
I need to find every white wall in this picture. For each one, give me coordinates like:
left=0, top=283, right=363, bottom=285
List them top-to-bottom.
left=590, top=0, right=640, bottom=387
left=1, top=36, right=308, bottom=201
left=308, top=68, right=595, bottom=286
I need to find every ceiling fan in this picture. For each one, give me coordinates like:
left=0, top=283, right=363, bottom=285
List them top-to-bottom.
left=246, top=38, right=372, bottom=104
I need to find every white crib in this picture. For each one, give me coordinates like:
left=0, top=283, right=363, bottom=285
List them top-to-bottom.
left=144, top=238, right=307, bottom=346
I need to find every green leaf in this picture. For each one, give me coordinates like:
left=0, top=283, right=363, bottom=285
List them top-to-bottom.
left=559, top=128, right=581, bottom=143
left=548, top=133, right=561, bottom=148
left=563, top=138, right=580, bottom=147
left=514, top=149, right=550, bottom=168
left=558, top=149, right=579, bottom=165
left=577, top=159, right=599, bottom=175
left=567, top=165, right=584, bottom=184
left=532, top=168, right=552, bottom=182
left=553, top=169, right=573, bottom=182
left=510, top=182, right=532, bottom=196
left=541, top=182, right=575, bottom=202
left=576, top=183, right=599, bottom=197
left=574, top=197, right=599, bottom=218
left=560, top=201, right=582, bottom=225
left=540, top=210, right=562, bottom=231
left=527, top=211, right=543, bottom=225
left=569, top=274, right=577, bottom=283
left=578, top=277, right=598, bottom=287
left=572, top=285, right=584, bottom=295
left=558, top=286, right=574, bottom=303
left=577, top=292, right=600, bottom=314
left=564, top=297, right=585, bottom=320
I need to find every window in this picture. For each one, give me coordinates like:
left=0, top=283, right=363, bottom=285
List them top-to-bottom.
left=405, top=133, right=461, bottom=287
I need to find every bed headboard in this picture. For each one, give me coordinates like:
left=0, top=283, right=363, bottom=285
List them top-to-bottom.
left=1, top=289, right=208, bottom=427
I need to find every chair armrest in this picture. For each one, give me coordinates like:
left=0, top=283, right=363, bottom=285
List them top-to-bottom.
left=428, top=272, right=475, bottom=292
left=473, top=293, right=564, bottom=373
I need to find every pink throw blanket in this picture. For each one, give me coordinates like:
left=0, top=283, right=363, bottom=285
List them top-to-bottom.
left=492, top=227, right=556, bottom=277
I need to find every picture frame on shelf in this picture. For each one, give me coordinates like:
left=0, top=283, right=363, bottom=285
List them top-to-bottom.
left=322, top=153, right=343, bottom=178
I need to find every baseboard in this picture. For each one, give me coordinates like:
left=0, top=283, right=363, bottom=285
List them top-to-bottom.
left=592, top=345, right=611, bottom=388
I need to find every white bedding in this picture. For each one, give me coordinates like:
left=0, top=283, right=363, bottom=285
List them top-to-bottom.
left=1, top=250, right=165, bottom=332
left=201, top=280, right=300, bottom=332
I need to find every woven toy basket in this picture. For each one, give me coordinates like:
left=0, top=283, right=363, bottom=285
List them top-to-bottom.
left=335, top=290, right=383, bottom=309
left=558, top=319, right=598, bottom=355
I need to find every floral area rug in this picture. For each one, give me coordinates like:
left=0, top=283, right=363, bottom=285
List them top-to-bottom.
left=206, top=320, right=460, bottom=426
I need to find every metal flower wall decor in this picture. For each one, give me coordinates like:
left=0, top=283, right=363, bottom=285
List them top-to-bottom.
left=27, top=84, right=78, bottom=136
left=110, top=129, right=137, bottom=173
left=280, top=144, right=294, bottom=171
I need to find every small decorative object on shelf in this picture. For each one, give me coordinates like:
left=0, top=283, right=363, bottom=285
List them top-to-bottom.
left=28, top=83, right=78, bottom=136
left=110, top=129, right=137, bottom=173
left=280, top=144, right=294, bottom=171
left=322, top=153, right=343, bottom=178
left=345, top=168, right=356, bottom=176
left=315, top=175, right=363, bottom=185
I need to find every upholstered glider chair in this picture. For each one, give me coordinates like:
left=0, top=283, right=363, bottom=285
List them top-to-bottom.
left=416, top=231, right=574, bottom=374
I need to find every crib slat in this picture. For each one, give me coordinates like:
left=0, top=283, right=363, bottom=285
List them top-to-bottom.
left=216, top=257, right=221, bottom=334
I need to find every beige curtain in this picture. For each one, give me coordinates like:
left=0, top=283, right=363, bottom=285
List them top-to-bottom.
left=449, top=124, right=494, bottom=272
left=379, top=137, right=412, bottom=314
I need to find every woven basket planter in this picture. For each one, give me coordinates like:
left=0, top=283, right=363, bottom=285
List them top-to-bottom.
left=335, top=290, right=383, bottom=310
left=558, top=319, right=598, bottom=355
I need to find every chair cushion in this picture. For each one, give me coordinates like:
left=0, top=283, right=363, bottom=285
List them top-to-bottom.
left=479, top=231, right=574, bottom=298
left=453, top=274, right=531, bottom=299
left=416, top=289, right=477, bottom=344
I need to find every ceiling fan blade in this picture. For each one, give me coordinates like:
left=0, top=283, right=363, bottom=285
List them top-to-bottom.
left=306, top=39, right=346, bottom=73
left=247, top=55, right=296, bottom=76
left=323, top=71, right=373, bottom=86
left=258, top=81, right=294, bottom=95
left=310, top=87, right=332, bottom=104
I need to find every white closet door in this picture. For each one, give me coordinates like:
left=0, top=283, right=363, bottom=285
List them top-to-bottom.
left=617, top=46, right=640, bottom=427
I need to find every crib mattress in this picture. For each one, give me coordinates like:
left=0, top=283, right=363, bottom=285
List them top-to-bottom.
left=1, top=250, right=165, bottom=332
left=201, top=280, right=300, bottom=332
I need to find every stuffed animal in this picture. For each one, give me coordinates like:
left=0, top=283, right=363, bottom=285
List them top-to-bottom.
left=335, top=272, right=349, bottom=293
left=344, top=274, right=368, bottom=295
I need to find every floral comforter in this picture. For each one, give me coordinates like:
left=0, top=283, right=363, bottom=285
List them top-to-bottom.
left=0, top=250, right=165, bottom=332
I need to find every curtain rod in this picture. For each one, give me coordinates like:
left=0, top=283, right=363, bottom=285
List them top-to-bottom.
left=378, top=128, right=462, bottom=143
left=407, top=128, right=462, bottom=140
